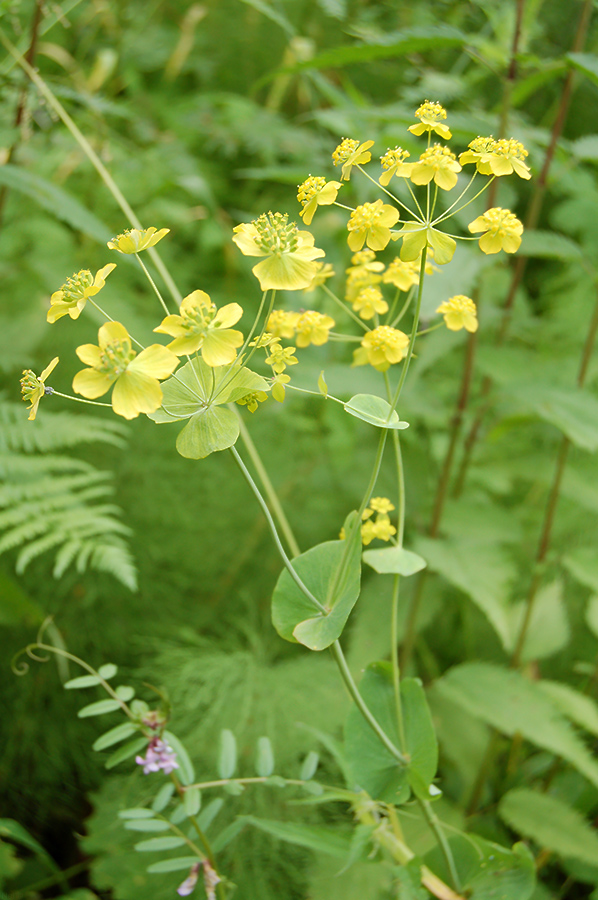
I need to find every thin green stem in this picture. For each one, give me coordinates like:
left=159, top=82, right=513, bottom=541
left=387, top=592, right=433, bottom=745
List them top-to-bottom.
left=356, top=164, right=420, bottom=220
left=431, top=177, right=495, bottom=228
left=388, top=247, right=427, bottom=416
left=135, top=253, right=172, bottom=316
left=323, top=284, right=369, bottom=331
left=389, top=289, right=415, bottom=329
left=86, top=297, right=145, bottom=348
left=50, top=391, right=113, bottom=408
left=390, top=575, right=406, bottom=751
left=418, top=798, right=462, bottom=893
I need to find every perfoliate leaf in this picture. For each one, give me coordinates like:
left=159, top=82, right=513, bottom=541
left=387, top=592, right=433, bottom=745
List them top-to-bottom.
left=344, top=394, right=408, bottom=430
left=176, top=406, right=240, bottom=460
left=271, top=512, right=361, bottom=651
left=363, top=546, right=426, bottom=576
left=77, top=698, right=122, bottom=718
left=92, top=722, right=137, bottom=751
left=218, top=729, right=237, bottom=779
left=255, top=737, right=275, bottom=777
left=499, top=788, right=598, bottom=867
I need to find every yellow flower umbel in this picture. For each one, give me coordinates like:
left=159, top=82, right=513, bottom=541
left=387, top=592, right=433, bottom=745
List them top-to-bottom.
left=408, top=101, right=451, bottom=139
left=460, top=137, right=531, bottom=180
left=332, top=138, right=374, bottom=181
left=410, top=145, right=462, bottom=191
left=379, top=147, right=413, bottom=186
left=297, top=176, right=342, bottom=226
left=347, top=200, right=400, bottom=252
left=468, top=207, right=523, bottom=254
left=232, top=212, right=325, bottom=291
left=107, top=227, right=170, bottom=254
left=382, top=256, right=431, bottom=291
left=47, top=264, right=116, bottom=323
left=352, top=286, right=388, bottom=320
left=154, top=290, right=243, bottom=366
left=437, top=295, right=478, bottom=333
left=267, top=309, right=300, bottom=339
left=295, top=310, right=335, bottom=347
left=73, top=322, right=178, bottom=420
left=353, top=325, right=409, bottom=372
left=265, top=341, right=298, bottom=374
left=20, top=357, right=59, bottom=420
left=361, top=497, right=397, bottom=545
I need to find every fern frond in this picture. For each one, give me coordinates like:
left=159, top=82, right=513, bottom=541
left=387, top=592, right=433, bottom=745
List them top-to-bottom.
left=0, top=400, right=137, bottom=590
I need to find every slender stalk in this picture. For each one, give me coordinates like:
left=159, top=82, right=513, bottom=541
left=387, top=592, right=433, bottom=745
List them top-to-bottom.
left=0, top=30, right=182, bottom=305
left=388, top=248, right=428, bottom=416
left=135, top=253, right=172, bottom=316
left=50, top=391, right=113, bottom=408
left=418, top=798, right=462, bottom=893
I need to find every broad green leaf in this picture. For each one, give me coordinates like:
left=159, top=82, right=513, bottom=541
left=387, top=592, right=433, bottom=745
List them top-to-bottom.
left=567, top=52, right=598, bottom=86
left=0, top=164, right=111, bottom=243
left=519, top=230, right=582, bottom=259
left=149, top=357, right=269, bottom=422
left=504, top=384, right=598, bottom=451
left=344, top=394, right=408, bottom=430
left=176, top=406, right=240, bottom=460
left=271, top=513, right=362, bottom=651
left=415, top=537, right=512, bottom=648
left=363, top=546, right=426, bottom=576
left=563, top=548, right=598, bottom=593
left=506, top=581, right=570, bottom=661
left=98, top=663, right=118, bottom=679
left=344, top=663, right=437, bottom=803
left=436, top=663, right=598, bottom=789
left=65, top=674, right=104, bottom=689
left=537, top=681, right=598, bottom=737
left=115, top=685, right=135, bottom=702
left=77, top=698, right=122, bottom=718
left=92, top=722, right=137, bottom=751
left=218, top=729, right=237, bottom=779
left=163, top=731, right=195, bottom=786
left=255, top=736, right=275, bottom=777
left=105, top=737, right=147, bottom=769
left=300, top=751, right=319, bottom=781
left=152, top=783, right=176, bottom=813
left=184, top=787, right=201, bottom=816
left=499, top=788, right=598, bottom=866
left=118, top=808, right=155, bottom=820
left=239, top=815, right=351, bottom=858
left=124, top=819, right=171, bottom=832
left=425, top=834, right=535, bottom=900
left=134, top=836, right=187, bottom=852
left=146, top=856, right=202, bottom=873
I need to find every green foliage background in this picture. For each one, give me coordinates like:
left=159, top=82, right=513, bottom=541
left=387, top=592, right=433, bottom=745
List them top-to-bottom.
left=2, top=0, right=598, bottom=898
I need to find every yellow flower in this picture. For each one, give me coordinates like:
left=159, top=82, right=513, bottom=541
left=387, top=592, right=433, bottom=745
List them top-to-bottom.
left=408, top=101, right=451, bottom=139
left=460, top=136, right=531, bottom=180
left=332, top=138, right=375, bottom=181
left=410, top=145, right=462, bottom=191
left=379, top=147, right=413, bottom=186
left=297, top=176, right=342, bottom=225
left=347, top=200, right=400, bottom=252
left=468, top=207, right=523, bottom=254
left=232, top=213, right=325, bottom=291
left=107, top=227, right=170, bottom=254
left=346, top=249, right=385, bottom=273
left=382, top=257, right=426, bottom=291
left=303, top=262, right=335, bottom=292
left=47, top=264, right=116, bottom=323
left=345, top=267, right=382, bottom=303
left=352, top=286, right=388, bottom=320
left=154, top=290, right=243, bottom=366
left=436, top=295, right=478, bottom=333
left=266, top=309, right=300, bottom=339
left=295, top=310, right=335, bottom=347
left=73, top=321, right=178, bottom=420
left=353, top=325, right=409, bottom=372
left=265, top=341, right=298, bottom=374
left=20, top=357, right=59, bottom=421
left=271, top=372, right=291, bottom=402
left=236, top=390, right=268, bottom=413
left=369, top=497, right=395, bottom=514
left=371, top=515, right=397, bottom=542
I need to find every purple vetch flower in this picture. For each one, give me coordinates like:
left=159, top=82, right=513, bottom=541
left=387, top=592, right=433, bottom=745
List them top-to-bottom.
left=135, top=736, right=179, bottom=774
left=202, top=860, right=222, bottom=900
left=177, top=863, right=200, bottom=896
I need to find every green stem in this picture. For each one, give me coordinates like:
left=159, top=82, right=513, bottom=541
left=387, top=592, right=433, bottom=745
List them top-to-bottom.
left=0, top=30, right=182, bottom=305
left=355, top=164, right=421, bottom=221
left=388, top=247, right=427, bottom=416
left=135, top=253, right=172, bottom=316
left=323, top=284, right=369, bottom=331
left=50, top=391, right=113, bottom=408
left=418, top=798, right=462, bottom=893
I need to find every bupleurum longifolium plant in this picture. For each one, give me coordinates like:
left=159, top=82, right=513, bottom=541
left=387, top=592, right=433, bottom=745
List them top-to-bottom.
left=18, top=102, right=535, bottom=900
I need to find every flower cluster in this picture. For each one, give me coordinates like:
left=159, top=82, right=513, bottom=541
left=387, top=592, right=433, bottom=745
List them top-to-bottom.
left=233, top=212, right=325, bottom=291
left=154, top=290, right=244, bottom=366
left=437, top=295, right=478, bottom=333
left=20, top=358, right=59, bottom=420
left=361, top=497, right=397, bottom=546
left=135, top=736, right=179, bottom=774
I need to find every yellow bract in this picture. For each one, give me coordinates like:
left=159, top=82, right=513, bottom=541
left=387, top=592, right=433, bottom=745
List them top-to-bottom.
left=468, top=208, right=523, bottom=254
left=232, top=213, right=325, bottom=291
left=107, top=227, right=170, bottom=254
left=47, top=264, right=116, bottom=323
left=154, top=290, right=244, bottom=366
left=437, top=295, right=478, bottom=333
left=73, top=321, right=178, bottom=420
left=20, top=357, right=59, bottom=420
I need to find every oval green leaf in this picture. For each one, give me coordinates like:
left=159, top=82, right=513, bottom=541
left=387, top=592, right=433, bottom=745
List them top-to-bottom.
left=344, top=394, right=408, bottom=430
left=362, top=546, right=426, bottom=576
left=77, top=698, right=122, bottom=718
left=93, top=722, right=138, bottom=751
left=218, top=729, right=237, bottom=779
left=163, top=731, right=195, bottom=786
left=255, top=737, right=275, bottom=777
left=134, top=836, right=188, bottom=852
